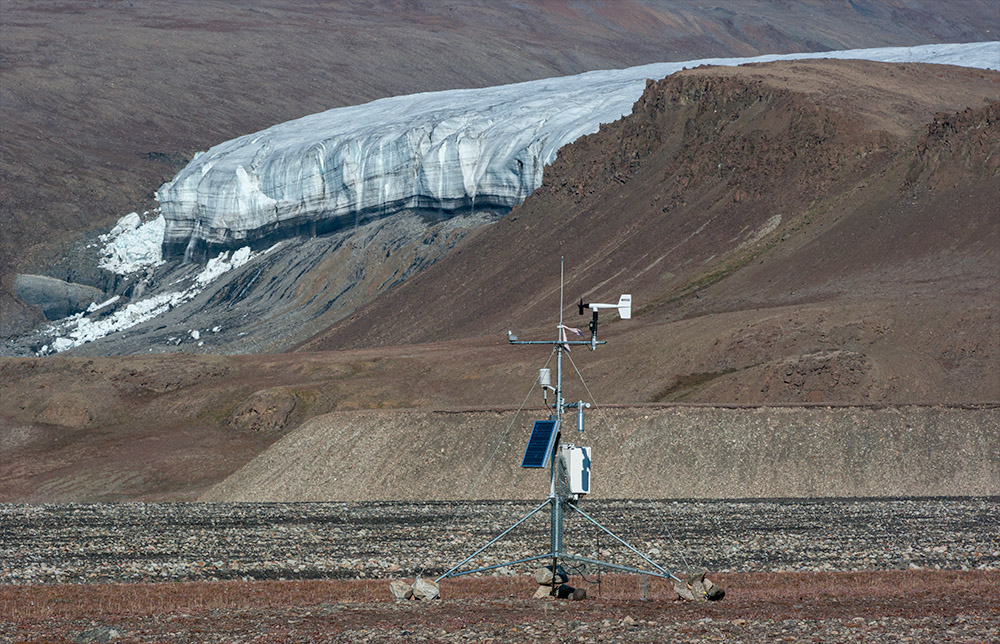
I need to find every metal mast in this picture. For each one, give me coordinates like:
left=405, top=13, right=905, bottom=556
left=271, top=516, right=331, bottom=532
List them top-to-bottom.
left=435, top=259, right=681, bottom=589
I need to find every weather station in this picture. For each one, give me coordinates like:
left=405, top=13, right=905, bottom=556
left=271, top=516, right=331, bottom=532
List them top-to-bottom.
left=396, top=259, right=725, bottom=603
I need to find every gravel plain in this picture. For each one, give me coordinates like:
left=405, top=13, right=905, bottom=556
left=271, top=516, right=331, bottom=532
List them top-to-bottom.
left=2, top=497, right=997, bottom=585
left=3, top=498, right=998, bottom=643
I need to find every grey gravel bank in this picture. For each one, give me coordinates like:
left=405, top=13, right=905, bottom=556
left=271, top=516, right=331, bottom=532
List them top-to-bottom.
left=2, top=498, right=997, bottom=585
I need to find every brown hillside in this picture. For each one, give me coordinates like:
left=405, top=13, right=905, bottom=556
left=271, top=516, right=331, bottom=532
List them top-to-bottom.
left=2, top=0, right=998, bottom=335
left=3, top=60, right=996, bottom=503
left=300, top=60, right=1000, bottom=403
left=3, top=65, right=999, bottom=503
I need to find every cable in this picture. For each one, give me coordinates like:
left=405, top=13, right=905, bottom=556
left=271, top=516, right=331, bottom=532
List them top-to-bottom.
left=565, top=350, right=692, bottom=571
left=561, top=560, right=603, bottom=586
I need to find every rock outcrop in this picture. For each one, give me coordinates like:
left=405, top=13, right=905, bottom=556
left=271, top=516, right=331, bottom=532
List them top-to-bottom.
left=14, top=274, right=104, bottom=321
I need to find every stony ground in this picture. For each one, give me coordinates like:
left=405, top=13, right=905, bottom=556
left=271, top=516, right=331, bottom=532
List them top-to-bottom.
left=2, top=498, right=998, bottom=642
left=2, top=498, right=997, bottom=585
left=4, top=574, right=999, bottom=643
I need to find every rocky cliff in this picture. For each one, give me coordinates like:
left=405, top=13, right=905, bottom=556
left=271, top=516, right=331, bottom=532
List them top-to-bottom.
left=300, top=60, right=999, bottom=404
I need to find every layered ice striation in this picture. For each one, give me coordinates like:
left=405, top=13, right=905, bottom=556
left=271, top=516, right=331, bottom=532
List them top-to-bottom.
left=157, top=42, right=1000, bottom=259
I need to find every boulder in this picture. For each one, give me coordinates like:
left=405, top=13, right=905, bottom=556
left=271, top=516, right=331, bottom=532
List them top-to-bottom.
left=15, top=274, right=105, bottom=320
left=533, top=565, right=568, bottom=586
left=673, top=569, right=725, bottom=602
left=412, top=577, right=440, bottom=600
left=702, top=577, right=725, bottom=601
left=389, top=580, right=413, bottom=601
left=73, top=626, right=121, bottom=643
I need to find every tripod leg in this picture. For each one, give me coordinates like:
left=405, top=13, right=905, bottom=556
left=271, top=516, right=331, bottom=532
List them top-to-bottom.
left=434, top=498, right=551, bottom=582
left=567, top=503, right=682, bottom=583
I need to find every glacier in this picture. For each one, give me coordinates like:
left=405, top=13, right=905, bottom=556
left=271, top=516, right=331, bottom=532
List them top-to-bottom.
left=17, top=41, right=999, bottom=357
left=156, top=41, right=1000, bottom=260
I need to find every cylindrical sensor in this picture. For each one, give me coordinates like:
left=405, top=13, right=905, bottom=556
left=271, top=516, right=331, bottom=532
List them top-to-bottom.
left=539, top=368, right=551, bottom=388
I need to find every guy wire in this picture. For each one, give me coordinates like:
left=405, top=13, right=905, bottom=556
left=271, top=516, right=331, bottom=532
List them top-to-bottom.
left=565, top=350, right=692, bottom=571
left=417, top=351, right=554, bottom=579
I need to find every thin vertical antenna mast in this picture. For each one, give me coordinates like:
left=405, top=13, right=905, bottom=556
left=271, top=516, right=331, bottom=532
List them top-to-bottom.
left=551, top=255, right=565, bottom=588
left=559, top=256, right=564, bottom=328
left=551, top=257, right=563, bottom=507
left=557, top=257, right=564, bottom=417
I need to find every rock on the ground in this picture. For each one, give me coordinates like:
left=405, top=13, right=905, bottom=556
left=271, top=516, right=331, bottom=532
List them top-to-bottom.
left=15, top=274, right=105, bottom=320
left=412, top=577, right=440, bottom=600
left=389, top=580, right=413, bottom=601
left=73, top=626, right=121, bottom=643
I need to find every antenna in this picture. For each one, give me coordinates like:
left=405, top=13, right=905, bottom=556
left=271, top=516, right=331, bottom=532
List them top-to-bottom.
left=433, top=260, right=691, bottom=599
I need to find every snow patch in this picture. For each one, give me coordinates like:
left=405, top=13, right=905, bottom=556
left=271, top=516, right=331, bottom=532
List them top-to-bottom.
left=38, top=246, right=255, bottom=354
left=195, top=247, right=253, bottom=285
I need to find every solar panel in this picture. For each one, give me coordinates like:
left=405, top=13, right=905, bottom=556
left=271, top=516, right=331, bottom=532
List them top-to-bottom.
left=521, top=420, right=560, bottom=468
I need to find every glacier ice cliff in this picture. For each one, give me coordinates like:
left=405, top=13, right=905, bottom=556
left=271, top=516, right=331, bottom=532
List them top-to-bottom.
left=7, top=42, right=997, bottom=358
left=156, top=42, right=1000, bottom=260
left=157, top=42, right=1000, bottom=257
left=99, top=211, right=166, bottom=274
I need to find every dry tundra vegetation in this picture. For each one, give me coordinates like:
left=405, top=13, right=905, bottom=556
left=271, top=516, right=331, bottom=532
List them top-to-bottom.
left=3, top=570, right=999, bottom=642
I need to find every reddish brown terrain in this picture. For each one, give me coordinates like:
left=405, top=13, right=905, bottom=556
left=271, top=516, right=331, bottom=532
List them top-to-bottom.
left=1, top=0, right=997, bottom=334
left=2, top=6, right=998, bottom=643
left=1, top=59, right=998, bottom=503
left=3, top=500, right=999, bottom=641
left=4, top=572, right=999, bottom=643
